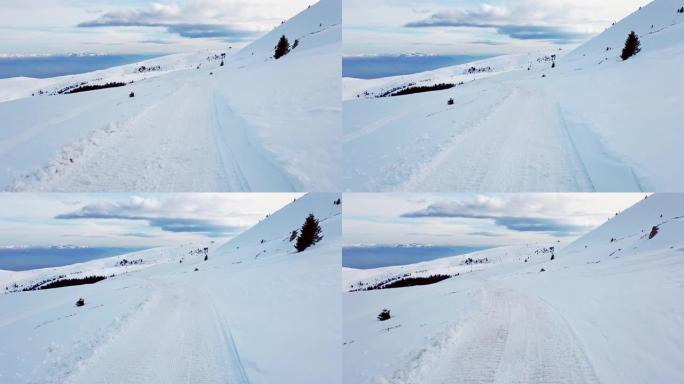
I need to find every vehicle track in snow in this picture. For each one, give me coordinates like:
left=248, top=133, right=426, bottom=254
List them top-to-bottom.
left=11, top=77, right=296, bottom=192
left=401, top=84, right=595, bottom=192
left=64, top=278, right=249, bottom=384
left=398, top=284, right=600, bottom=384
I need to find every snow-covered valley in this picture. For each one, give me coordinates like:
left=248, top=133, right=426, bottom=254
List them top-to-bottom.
left=0, top=0, right=341, bottom=192
left=343, top=0, right=684, bottom=192
left=0, top=193, right=342, bottom=384
left=343, top=193, right=684, bottom=383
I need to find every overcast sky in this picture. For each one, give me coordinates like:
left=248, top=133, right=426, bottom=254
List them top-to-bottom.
left=0, top=0, right=314, bottom=55
left=344, top=0, right=650, bottom=56
left=0, top=193, right=302, bottom=247
left=344, top=193, right=646, bottom=247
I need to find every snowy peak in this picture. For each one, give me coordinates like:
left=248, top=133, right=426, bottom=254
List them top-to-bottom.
left=234, top=0, right=341, bottom=61
left=565, top=0, right=684, bottom=65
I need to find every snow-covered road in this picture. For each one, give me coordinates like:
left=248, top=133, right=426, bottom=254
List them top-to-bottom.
left=402, top=84, right=599, bottom=192
left=65, top=277, right=249, bottom=384
left=413, top=283, right=599, bottom=384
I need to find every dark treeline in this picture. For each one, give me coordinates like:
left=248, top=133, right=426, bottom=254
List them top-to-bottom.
left=66, top=82, right=127, bottom=94
left=389, top=83, right=455, bottom=97
left=39, top=275, right=107, bottom=290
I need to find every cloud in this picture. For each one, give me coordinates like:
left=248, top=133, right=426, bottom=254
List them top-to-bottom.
left=75, top=0, right=309, bottom=40
left=405, top=3, right=591, bottom=43
left=78, top=7, right=260, bottom=40
left=56, top=196, right=245, bottom=236
left=401, top=196, right=591, bottom=236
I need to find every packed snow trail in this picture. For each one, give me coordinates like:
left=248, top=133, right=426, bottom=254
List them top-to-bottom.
left=11, top=73, right=295, bottom=192
left=402, top=84, right=603, bottom=192
left=65, top=277, right=249, bottom=384
left=397, top=283, right=600, bottom=384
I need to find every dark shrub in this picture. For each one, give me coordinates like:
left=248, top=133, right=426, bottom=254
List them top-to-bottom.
left=621, top=31, right=641, bottom=60
left=274, top=35, right=291, bottom=59
left=292, top=39, right=299, bottom=49
left=220, top=61, right=224, bottom=66
left=129, top=92, right=135, bottom=98
left=447, top=98, right=454, bottom=105
left=333, top=198, right=341, bottom=205
left=295, top=214, right=323, bottom=252
left=648, top=225, right=659, bottom=239
left=289, top=230, right=298, bottom=242
left=204, top=254, right=208, bottom=261
left=194, top=268, right=199, bottom=272
left=540, top=268, right=546, bottom=272
left=76, top=298, right=85, bottom=307
left=377, top=309, right=391, bottom=321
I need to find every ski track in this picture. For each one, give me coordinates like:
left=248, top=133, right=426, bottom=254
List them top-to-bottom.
left=13, top=77, right=295, bottom=192
left=401, top=84, right=595, bottom=192
left=65, top=278, right=249, bottom=384
left=398, top=284, right=600, bottom=384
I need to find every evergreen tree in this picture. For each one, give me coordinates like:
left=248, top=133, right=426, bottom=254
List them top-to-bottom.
left=621, top=31, right=641, bottom=60
left=274, top=35, right=291, bottom=59
left=295, top=214, right=323, bottom=252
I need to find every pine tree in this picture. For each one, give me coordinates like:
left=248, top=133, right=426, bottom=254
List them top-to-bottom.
left=621, top=31, right=641, bottom=60
left=274, top=35, right=291, bottom=59
left=295, top=214, right=323, bottom=252
left=377, top=309, right=391, bottom=321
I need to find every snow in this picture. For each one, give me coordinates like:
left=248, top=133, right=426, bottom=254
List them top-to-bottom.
left=0, top=0, right=341, bottom=192
left=343, top=0, right=684, bottom=191
left=0, top=193, right=341, bottom=384
left=344, top=193, right=684, bottom=383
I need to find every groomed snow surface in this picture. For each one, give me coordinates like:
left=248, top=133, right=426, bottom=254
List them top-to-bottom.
left=0, top=0, right=341, bottom=192
left=343, top=0, right=684, bottom=192
left=0, top=193, right=342, bottom=384
left=343, top=194, right=684, bottom=383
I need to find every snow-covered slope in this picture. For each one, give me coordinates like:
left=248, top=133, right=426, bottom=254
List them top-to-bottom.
left=0, top=0, right=341, bottom=192
left=343, top=0, right=684, bottom=192
left=0, top=193, right=341, bottom=384
left=344, top=193, right=684, bottom=383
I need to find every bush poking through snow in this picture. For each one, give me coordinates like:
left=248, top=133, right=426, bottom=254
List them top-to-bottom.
left=678, top=6, right=684, bottom=13
left=621, top=31, right=641, bottom=60
left=274, top=35, right=291, bottom=59
left=292, top=39, right=299, bottom=49
left=220, top=61, right=224, bottom=67
left=129, top=92, right=135, bottom=98
left=447, top=98, right=454, bottom=105
left=333, top=198, right=341, bottom=205
left=295, top=214, right=323, bottom=252
left=649, top=225, right=659, bottom=239
left=289, top=229, right=298, bottom=242
left=204, top=254, right=208, bottom=261
left=194, top=268, right=199, bottom=272
left=540, top=268, right=546, bottom=272
left=76, top=298, right=85, bottom=307
left=377, top=309, right=391, bottom=321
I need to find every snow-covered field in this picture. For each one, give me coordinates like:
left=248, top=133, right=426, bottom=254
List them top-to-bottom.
left=0, top=0, right=341, bottom=192
left=343, top=0, right=684, bottom=192
left=0, top=193, right=341, bottom=384
left=343, top=193, right=684, bottom=383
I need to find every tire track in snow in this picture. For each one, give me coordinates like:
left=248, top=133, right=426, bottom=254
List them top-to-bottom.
left=401, top=84, right=595, bottom=192
left=64, top=279, right=249, bottom=384
left=395, top=285, right=600, bottom=384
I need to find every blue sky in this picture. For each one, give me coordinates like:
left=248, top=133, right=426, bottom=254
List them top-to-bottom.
left=0, top=0, right=313, bottom=55
left=344, top=0, right=650, bottom=55
left=0, top=193, right=302, bottom=247
left=343, top=194, right=646, bottom=247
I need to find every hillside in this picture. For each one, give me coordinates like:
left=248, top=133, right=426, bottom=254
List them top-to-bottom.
left=0, top=0, right=341, bottom=192
left=343, top=0, right=684, bottom=192
left=0, top=193, right=342, bottom=384
left=344, top=193, right=684, bottom=383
